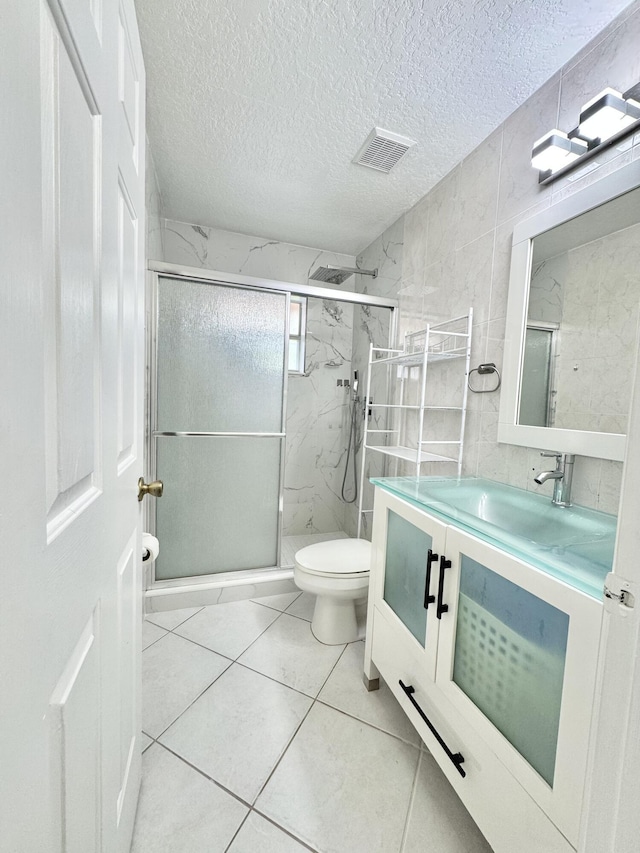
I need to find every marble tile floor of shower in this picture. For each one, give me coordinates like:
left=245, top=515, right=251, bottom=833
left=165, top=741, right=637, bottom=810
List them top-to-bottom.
left=135, top=592, right=493, bottom=853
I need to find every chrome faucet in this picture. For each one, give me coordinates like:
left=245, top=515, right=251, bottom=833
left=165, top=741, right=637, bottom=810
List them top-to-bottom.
left=534, top=452, right=575, bottom=507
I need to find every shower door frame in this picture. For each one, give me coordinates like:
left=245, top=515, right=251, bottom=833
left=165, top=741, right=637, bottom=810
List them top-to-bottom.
left=145, top=261, right=398, bottom=599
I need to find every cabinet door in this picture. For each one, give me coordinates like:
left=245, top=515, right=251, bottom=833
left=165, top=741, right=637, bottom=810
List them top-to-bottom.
left=369, top=488, right=447, bottom=681
left=435, top=526, right=602, bottom=846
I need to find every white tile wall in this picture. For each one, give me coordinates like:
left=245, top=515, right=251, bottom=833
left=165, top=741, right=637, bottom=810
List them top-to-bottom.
left=352, top=2, right=640, bottom=515
left=161, top=218, right=355, bottom=285
left=284, top=297, right=354, bottom=535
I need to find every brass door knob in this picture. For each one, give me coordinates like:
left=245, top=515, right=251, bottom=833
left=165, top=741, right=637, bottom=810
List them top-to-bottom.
left=138, top=477, right=164, bottom=502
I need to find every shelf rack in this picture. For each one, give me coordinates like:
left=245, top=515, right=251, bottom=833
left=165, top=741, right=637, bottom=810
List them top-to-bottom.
left=357, top=312, right=473, bottom=537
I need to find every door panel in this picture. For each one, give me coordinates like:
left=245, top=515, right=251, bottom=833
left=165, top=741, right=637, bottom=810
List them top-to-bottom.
left=0, top=1, right=145, bottom=850
left=42, top=3, right=102, bottom=534
left=116, top=181, right=139, bottom=471
left=156, top=277, right=288, bottom=434
left=152, top=278, right=288, bottom=582
left=155, top=436, right=282, bottom=579
left=437, top=526, right=602, bottom=845
left=453, top=555, right=569, bottom=787
left=49, top=610, right=102, bottom=853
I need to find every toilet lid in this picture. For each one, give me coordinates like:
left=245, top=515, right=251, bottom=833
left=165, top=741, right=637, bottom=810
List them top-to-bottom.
left=294, top=538, right=372, bottom=576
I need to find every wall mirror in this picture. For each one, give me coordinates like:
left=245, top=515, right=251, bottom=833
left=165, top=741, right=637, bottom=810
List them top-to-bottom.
left=499, top=160, right=640, bottom=461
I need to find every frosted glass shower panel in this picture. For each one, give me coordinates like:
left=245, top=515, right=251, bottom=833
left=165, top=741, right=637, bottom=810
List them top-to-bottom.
left=157, top=277, right=287, bottom=433
left=154, top=436, right=282, bottom=579
left=453, top=556, right=569, bottom=786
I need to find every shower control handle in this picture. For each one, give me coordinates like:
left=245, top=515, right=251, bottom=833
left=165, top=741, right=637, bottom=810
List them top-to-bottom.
left=138, top=477, right=164, bottom=502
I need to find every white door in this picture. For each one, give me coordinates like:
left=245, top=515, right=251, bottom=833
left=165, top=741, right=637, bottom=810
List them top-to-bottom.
left=0, top=1, right=145, bottom=851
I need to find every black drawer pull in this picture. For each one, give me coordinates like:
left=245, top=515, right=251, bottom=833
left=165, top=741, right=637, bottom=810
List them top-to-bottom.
left=423, top=549, right=438, bottom=610
left=436, top=555, right=451, bottom=620
left=399, top=680, right=465, bottom=777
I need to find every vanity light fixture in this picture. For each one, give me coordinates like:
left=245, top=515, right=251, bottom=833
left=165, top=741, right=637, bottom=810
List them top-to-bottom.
left=531, top=82, right=640, bottom=184
left=578, top=87, right=640, bottom=141
left=531, top=131, right=587, bottom=173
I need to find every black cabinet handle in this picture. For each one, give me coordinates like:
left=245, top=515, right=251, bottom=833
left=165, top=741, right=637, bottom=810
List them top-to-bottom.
left=423, top=549, right=438, bottom=610
left=436, top=555, right=451, bottom=620
left=399, top=680, right=466, bottom=777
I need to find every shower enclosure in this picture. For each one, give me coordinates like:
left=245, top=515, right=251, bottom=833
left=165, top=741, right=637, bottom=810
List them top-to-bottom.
left=146, top=264, right=396, bottom=602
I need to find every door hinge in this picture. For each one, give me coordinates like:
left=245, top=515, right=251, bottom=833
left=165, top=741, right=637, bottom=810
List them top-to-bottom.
left=603, top=572, right=636, bottom=614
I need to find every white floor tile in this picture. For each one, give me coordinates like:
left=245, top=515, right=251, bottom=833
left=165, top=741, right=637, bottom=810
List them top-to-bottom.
left=252, top=591, right=302, bottom=612
left=285, top=591, right=316, bottom=622
left=174, top=600, right=280, bottom=659
left=145, top=606, right=203, bottom=631
left=239, top=613, right=344, bottom=697
left=142, top=620, right=168, bottom=650
left=142, top=632, right=231, bottom=737
left=318, top=642, right=421, bottom=745
left=160, top=663, right=312, bottom=803
left=256, top=702, right=419, bottom=853
left=131, top=744, right=247, bottom=853
left=403, top=750, right=493, bottom=852
left=228, top=812, right=310, bottom=853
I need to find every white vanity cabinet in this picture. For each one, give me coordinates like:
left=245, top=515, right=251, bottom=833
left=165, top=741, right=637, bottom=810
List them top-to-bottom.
left=364, top=486, right=603, bottom=853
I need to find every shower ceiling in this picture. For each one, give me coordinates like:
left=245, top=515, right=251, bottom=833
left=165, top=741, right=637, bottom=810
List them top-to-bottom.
left=135, top=0, right=633, bottom=255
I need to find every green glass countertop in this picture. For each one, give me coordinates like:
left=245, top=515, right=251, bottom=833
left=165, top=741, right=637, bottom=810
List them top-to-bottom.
left=371, top=476, right=617, bottom=600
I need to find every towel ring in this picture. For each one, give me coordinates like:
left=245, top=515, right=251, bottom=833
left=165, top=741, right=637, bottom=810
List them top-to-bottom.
left=468, top=363, right=501, bottom=393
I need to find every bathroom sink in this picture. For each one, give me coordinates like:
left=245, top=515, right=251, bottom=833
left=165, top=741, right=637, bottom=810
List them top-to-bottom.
left=370, top=476, right=617, bottom=599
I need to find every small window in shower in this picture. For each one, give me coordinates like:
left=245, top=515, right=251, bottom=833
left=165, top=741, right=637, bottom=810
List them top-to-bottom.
left=288, top=295, right=307, bottom=374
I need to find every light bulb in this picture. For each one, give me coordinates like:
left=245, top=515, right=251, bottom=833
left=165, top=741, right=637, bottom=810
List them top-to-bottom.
left=578, top=88, right=639, bottom=141
left=531, top=131, right=587, bottom=174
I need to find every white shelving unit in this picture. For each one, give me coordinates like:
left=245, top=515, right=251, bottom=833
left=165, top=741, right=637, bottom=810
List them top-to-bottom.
left=357, top=311, right=473, bottom=537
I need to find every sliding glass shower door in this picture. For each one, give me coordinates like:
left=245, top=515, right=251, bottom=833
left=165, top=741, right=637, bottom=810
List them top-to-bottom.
left=152, top=275, right=288, bottom=581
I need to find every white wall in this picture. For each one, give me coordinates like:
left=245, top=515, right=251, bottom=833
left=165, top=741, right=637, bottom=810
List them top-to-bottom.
left=354, top=1, right=640, bottom=515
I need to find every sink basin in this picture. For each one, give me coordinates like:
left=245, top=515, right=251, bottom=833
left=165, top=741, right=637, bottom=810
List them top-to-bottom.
left=370, top=476, right=617, bottom=599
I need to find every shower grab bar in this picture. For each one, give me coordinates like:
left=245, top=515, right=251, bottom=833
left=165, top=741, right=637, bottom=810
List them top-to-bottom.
left=153, top=431, right=286, bottom=437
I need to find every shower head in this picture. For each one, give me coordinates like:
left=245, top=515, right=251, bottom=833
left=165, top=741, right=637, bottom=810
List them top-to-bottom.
left=309, top=265, right=378, bottom=285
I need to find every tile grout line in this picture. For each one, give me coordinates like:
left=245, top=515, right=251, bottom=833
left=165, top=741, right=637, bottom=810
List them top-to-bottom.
left=250, top=591, right=302, bottom=615
left=170, top=605, right=287, bottom=659
left=144, top=606, right=205, bottom=632
left=140, top=629, right=169, bottom=653
left=249, top=641, right=351, bottom=808
left=151, top=657, right=234, bottom=741
left=313, top=695, right=422, bottom=751
left=155, top=740, right=254, bottom=810
left=399, top=748, right=423, bottom=853
left=250, top=806, right=321, bottom=853
left=222, top=809, right=252, bottom=853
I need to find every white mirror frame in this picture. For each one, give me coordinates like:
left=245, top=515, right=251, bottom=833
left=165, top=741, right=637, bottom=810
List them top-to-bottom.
left=498, top=160, right=640, bottom=462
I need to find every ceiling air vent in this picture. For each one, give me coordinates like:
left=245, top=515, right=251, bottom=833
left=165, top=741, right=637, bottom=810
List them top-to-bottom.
left=353, top=127, right=416, bottom=173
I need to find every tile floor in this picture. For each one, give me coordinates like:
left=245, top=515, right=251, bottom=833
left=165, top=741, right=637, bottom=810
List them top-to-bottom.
left=135, top=591, right=493, bottom=853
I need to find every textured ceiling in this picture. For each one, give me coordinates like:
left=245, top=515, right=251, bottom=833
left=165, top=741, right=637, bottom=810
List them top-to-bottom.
left=136, top=0, right=633, bottom=255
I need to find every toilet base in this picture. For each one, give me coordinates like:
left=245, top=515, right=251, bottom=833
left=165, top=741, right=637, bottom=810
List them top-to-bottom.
left=311, top=594, right=366, bottom=645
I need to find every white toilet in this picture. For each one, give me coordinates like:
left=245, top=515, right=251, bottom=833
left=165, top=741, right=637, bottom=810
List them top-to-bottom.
left=293, top=538, right=372, bottom=645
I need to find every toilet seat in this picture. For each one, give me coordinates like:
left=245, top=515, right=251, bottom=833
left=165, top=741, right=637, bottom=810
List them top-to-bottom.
left=294, top=539, right=371, bottom=578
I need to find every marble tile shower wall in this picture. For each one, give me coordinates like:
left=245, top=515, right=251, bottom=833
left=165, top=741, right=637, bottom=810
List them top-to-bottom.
left=354, top=2, right=640, bottom=515
left=146, top=139, right=165, bottom=261
left=161, top=218, right=355, bottom=285
left=284, top=298, right=354, bottom=535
